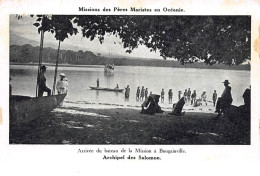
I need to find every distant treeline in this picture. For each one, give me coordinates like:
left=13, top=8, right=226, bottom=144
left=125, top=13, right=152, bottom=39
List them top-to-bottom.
left=10, top=44, right=250, bottom=70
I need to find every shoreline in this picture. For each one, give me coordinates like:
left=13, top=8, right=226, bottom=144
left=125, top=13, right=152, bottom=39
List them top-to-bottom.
left=10, top=62, right=250, bottom=71
left=9, top=102, right=250, bottom=145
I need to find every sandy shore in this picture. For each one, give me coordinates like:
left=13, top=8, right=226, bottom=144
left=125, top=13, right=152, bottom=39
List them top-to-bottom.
left=9, top=103, right=250, bottom=145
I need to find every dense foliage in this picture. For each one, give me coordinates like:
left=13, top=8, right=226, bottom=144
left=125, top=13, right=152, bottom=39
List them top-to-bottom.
left=22, top=15, right=251, bottom=65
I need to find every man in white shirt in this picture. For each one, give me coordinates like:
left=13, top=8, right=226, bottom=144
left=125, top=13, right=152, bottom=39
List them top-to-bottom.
left=56, top=73, right=66, bottom=94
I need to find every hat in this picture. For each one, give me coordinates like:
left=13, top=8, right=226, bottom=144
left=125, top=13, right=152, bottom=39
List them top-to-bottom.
left=40, top=65, right=47, bottom=70
left=59, top=73, right=66, bottom=77
left=223, top=80, right=230, bottom=84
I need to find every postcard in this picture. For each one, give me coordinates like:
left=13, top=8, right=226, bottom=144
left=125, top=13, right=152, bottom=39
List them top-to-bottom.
left=0, top=0, right=260, bottom=175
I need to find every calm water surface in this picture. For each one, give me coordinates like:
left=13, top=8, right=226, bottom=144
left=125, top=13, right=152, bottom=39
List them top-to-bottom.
left=10, top=65, right=250, bottom=108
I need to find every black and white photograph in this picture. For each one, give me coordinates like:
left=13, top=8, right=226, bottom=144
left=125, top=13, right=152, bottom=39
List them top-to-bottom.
left=9, top=15, right=251, bottom=145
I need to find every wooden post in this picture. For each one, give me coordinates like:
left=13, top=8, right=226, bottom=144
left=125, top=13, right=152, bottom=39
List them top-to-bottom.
left=36, top=30, right=44, bottom=97
left=52, top=40, right=61, bottom=95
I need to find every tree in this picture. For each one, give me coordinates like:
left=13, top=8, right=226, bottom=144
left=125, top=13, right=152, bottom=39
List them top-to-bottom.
left=29, top=15, right=250, bottom=65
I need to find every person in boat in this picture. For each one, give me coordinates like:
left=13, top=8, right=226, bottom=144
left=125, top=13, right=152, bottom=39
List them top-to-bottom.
left=37, top=65, right=51, bottom=97
left=56, top=73, right=66, bottom=94
left=97, top=78, right=99, bottom=88
left=215, top=80, right=233, bottom=116
left=115, top=84, right=119, bottom=89
left=125, top=85, right=130, bottom=101
left=136, top=86, right=140, bottom=100
left=145, top=88, right=148, bottom=99
left=161, top=88, right=165, bottom=103
left=187, top=88, right=191, bottom=104
left=168, top=89, right=173, bottom=104
left=191, top=90, right=196, bottom=105
left=212, top=90, right=217, bottom=106
left=178, top=91, right=182, bottom=100
left=201, top=91, right=207, bottom=105
left=141, top=94, right=163, bottom=115
left=170, top=97, right=185, bottom=116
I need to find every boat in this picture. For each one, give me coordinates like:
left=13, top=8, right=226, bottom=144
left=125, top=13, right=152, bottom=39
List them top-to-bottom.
left=9, top=18, right=66, bottom=124
left=104, top=64, right=114, bottom=73
left=90, top=86, right=124, bottom=92
left=10, top=94, right=66, bottom=123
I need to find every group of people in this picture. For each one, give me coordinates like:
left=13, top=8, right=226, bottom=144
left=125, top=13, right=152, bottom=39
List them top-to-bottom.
left=37, top=65, right=68, bottom=97
left=140, top=79, right=250, bottom=118
left=133, top=86, right=220, bottom=108
left=136, top=86, right=153, bottom=101
left=167, top=88, right=218, bottom=107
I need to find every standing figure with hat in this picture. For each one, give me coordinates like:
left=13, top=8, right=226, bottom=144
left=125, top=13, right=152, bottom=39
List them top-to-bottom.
left=37, top=65, right=51, bottom=97
left=56, top=73, right=66, bottom=94
left=215, top=80, right=233, bottom=116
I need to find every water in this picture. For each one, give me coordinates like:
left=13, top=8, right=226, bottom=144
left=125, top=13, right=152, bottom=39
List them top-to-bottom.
left=10, top=65, right=250, bottom=109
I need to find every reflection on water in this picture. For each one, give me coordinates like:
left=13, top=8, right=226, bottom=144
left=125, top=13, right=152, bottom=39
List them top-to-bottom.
left=10, top=65, right=250, bottom=107
left=95, top=90, right=99, bottom=99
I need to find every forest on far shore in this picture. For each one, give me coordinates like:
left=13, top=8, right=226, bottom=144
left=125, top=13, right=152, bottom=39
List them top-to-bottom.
left=10, top=44, right=250, bottom=70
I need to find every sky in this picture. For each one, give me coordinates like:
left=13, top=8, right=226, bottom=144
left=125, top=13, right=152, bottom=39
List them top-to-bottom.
left=9, top=15, right=162, bottom=59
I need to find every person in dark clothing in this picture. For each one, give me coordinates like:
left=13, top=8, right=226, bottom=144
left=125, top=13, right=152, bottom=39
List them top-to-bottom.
left=37, top=65, right=51, bottom=97
left=97, top=78, right=99, bottom=88
left=215, top=80, right=233, bottom=116
left=125, top=85, right=130, bottom=101
left=140, top=86, right=145, bottom=101
left=136, top=87, right=140, bottom=101
left=145, top=88, right=148, bottom=99
left=161, top=88, right=165, bottom=103
left=187, top=88, right=191, bottom=104
left=168, top=89, right=173, bottom=103
left=183, top=89, right=188, bottom=103
left=191, top=90, right=196, bottom=105
left=212, top=90, right=217, bottom=106
left=178, top=91, right=182, bottom=100
left=141, top=94, right=163, bottom=115
left=153, top=94, right=164, bottom=113
left=141, top=96, right=156, bottom=115
left=170, top=97, right=185, bottom=116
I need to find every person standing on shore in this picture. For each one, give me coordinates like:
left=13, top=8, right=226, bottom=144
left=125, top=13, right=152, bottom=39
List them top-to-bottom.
left=37, top=65, right=51, bottom=97
left=97, top=78, right=99, bottom=88
left=216, top=80, right=233, bottom=116
left=140, top=86, right=145, bottom=101
left=136, top=87, right=140, bottom=101
left=145, top=88, right=148, bottom=99
left=161, top=88, right=165, bottom=103
left=187, top=88, right=191, bottom=104
left=168, top=89, right=173, bottom=104
left=183, top=89, right=188, bottom=103
left=191, top=90, right=196, bottom=105
left=212, top=90, right=217, bottom=106
left=178, top=91, right=182, bottom=100
left=201, top=91, right=207, bottom=105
